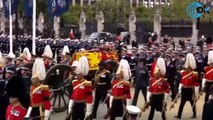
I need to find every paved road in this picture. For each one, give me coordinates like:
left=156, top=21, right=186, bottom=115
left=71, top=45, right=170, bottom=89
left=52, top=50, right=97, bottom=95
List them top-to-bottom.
left=50, top=88, right=205, bottom=120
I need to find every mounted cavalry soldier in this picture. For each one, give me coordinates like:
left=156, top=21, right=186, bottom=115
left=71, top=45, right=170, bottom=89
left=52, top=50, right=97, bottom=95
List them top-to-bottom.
left=42, top=45, right=54, bottom=71
left=202, top=50, right=213, bottom=103
left=175, top=53, right=199, bottom=119
left=66, top=56, right=93, bottom=120
left=24, top=58, right=52, bottom=120
left=146, top=58, right=170, bottom=120
left=104, top=59, right=132, bottom=120
left=92, top=61, right=111, bottom=119
left=5, top=76, right=27, bottom=120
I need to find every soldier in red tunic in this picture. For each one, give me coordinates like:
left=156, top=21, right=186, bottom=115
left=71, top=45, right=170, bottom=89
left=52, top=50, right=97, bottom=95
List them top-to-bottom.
left=42, top=45, right=53, bottom=70
left=60, top=45, right=71, bottom=65
left=203, top=50, right=213, bottom=103
left=175, top=53, right=199, bottom=119
left=66, top=56, right=93, bottom=120
left=24, top=58, right=51, bottom=120
left=147, top=58, right=170, bottom=120
left=104, top=59, right=132, bottom=120
left=6, top=76, right=27, bottom=120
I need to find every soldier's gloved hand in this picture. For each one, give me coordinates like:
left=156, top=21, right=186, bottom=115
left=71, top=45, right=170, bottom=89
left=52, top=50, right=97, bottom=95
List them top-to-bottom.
left=202, top=78, right=206, bottom=89
left=178, top=84, right=183, bottom=94
left=195, top=86, right=200, bottom=98
left=146, top=91, right=151, bottom=103
left=164, top=93, right=170, bottom=103
left=68, top=100, right=74, bottom=114
left=85, top=103, right=92, bottom=117
left=25, top=107, right=32, bottom=118
left=44, top=109, right=51, bottom=120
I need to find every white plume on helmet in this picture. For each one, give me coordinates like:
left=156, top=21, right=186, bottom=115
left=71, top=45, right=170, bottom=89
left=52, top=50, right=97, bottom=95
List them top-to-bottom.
left=42, top=45, right=53, bottom=59
left=62, top=45, right=70, bottom=56
left=23, top=47, right=31, bottom=61
left=208, top=50, right=213, bottom=65
left=184, top=53, right=196, bottom=70
left=75, top=56, right=89, bottom=76
left=32, top=58, right=46, bottom=81
left=154, top=58, right=166, bottom=76
left=116, top=59, right=131, bottom=81
left=71, top=60, right=80, bottom=67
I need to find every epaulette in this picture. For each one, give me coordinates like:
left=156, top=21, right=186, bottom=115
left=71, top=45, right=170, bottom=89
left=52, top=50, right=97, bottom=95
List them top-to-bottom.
left=105, top=70, right=110, bottom=73
left=180, top=70, right=185, bottom=73
left=193, top=71, right=198, bottom=75
left=72, top=79, right=78, bottom=83
left=84, top=80, right=92, bottom=86
left=123, top=80, right=131, bottom=86
left=41, top=85, right=49, bottom=90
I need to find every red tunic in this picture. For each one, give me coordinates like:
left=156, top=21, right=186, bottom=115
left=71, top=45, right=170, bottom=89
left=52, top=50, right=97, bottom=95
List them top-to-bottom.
left=69, top=32, right=75, bottom=39
left=101, top=51, right=110, bottom=62
left=44, top=59, right=50, bottom=69
left=150, top=61, right=157, bottom=78
left=204, top=66, right=213, bottom=82
left=180, top=70, right=199, bottom=87
left=149, top=78, right=170, bottom=94
left=71, top=80, right=93, bottom=103
left=111, top=80, right=131, bottom=99
left=30, top=85, right=51, bottom=110
left=6, top=104, right=27, bottom=120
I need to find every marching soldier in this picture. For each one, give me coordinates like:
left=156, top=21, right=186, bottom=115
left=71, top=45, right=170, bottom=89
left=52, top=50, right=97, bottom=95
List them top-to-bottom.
left=42, top=45, right=54, bottom=70
left=60, top=45, right=71, bottom=65
left=22, top=47, right=32, bottom=63
left=202, top=50, right=213, bottom=103
left=3, top=53, right=16, bottom=80
left=165, top=53, right=177, bottom=101
left=175, top=53, right=199, bottom=119
left=15, top=55, right=24, bottom=77
left=66, top=56, right=93, bottom=120
left=24, top=58, right=51, bottom=120
left=132, top=58, right=149, bottom=106
left=147, top=58, right=170, bottom=120
left=104, top=59, right=132, bottom=120
left=92, top=61, right=111, bottom=119
left=0, top=66, right=8, bottom=120
left=21, top=66, right=31, bottom=108
left=5, top=76, right=27, bottom=120
left=202, top=84, right=213, bottom=120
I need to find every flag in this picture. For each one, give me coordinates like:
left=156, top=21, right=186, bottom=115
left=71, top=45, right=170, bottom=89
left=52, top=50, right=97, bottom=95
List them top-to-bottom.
left=2, top=0, right=19, bottom=18
left=24, top=0, right=33, bottom=17
left=47, top=0, right=69, bottom=17
left=47, top=0, right=57, bottom=17
left=57, top=0, right=70, bottom=15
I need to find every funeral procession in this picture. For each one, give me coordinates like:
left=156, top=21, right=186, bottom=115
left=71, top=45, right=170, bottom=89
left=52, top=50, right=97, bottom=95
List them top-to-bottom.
left=1, top=0, right=213, bottom=120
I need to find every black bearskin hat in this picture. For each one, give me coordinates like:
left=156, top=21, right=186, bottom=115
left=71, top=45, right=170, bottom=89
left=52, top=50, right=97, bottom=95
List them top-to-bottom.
left=206, top=37, right=213, bottom=44
left=6, top=76, right=26, bottom=102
